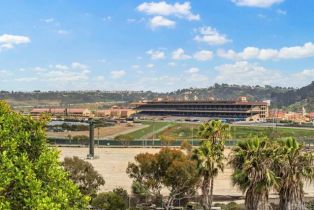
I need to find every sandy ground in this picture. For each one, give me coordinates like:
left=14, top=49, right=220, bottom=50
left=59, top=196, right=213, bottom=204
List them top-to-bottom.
left=47, top=123, right=147, bottom=139
left=58, top=147, right=314, bottom=198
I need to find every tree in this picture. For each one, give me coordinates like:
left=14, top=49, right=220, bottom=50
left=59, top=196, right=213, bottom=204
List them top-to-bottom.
left=0, top=101, right=89, bottom=209
left=192, top=120, right=230, bottom=210
left=197, top=120, right=230, bottom=143
left=114, top=134, right=134, bottom=147
left=72, top=135, right=89, bottom=144
left=160, top=135, right=175, bottom=146
left=229, top=137, right=278, bottom=210
left=275, top=138, right=314, bottom=210
left=180, top=139, right=192, bottom=156
left=192, top=140, right=224, bottom=210
left=126, top=148, right=199, bottom=209
left=62, top=156, right=105, bottom=197
left=91, top=191, right=126, bottom=210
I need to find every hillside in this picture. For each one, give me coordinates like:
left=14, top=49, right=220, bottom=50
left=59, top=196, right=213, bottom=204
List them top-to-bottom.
left=271, top=81, right=314, bottom=112
left=2, top=82, right=314, bottom=111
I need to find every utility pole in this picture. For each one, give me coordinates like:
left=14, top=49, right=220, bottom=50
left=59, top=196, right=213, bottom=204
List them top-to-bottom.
left=87, top=118, right=95, bottom=159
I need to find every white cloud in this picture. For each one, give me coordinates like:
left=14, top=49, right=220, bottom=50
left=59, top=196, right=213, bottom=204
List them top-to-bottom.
left=231, top=0, right=284, bottom=8
left=137, top=1, right=200, bottom=21
left=276, top=9, right=287, bottom=15
left=103, top=16, right=112, bottom=22
left=149, top=16, right=175, bottom=29
left=42, top=18, right=55, bottom=23
left=194, top=27, right=231, bottom=45
left=57, top=30, right=69, bottom=35
left=0, top=34, right=30, bottom=50
left=218, top=42, right=314, bottom=60
left=172, top=48, right=191, bottom=60
left=146, top=49, right=165, bottom=59
left=194, top=50, right=213, bottom=61
left=98, top=59, right=107, bottom=63
left=214, top=61, right=282, bottom=86
left=214, top=61, right=314, bottom=87
left=23, top=62, right=90, bottom=83
left=71, top=62, right=88, bottom=70
left=168, top=62, right=176, bottom=67
left=146, top=63, right=155, bottom=68
left=55, top=64, right=69, bottom=70
left=132, top=65, right=140, bottom=69
left=186, top=67, right=200, bottom=74
left=292, top=69, right=314, bottom=85
left=111, top=70, right=126, bottom=78
left=95, top=76, right=105, bottom=81
left=15, top=77, right=38, bottom=82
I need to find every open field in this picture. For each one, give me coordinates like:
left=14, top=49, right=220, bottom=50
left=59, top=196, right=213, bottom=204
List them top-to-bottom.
left=47, top=120, right=314, bottom=144
left=126, top=121, right=174, bottom=139
left=132, top=122, right=314, bottom=140
left=47, top=123, right=148, bottom=139
left=58, top=147, right=314, bottom=198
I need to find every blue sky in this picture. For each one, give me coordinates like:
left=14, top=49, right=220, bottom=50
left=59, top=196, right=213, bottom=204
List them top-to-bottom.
left=1, top=0, right=314, bottom=91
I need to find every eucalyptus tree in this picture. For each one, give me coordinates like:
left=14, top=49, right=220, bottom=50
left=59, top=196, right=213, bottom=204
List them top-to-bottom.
left=229, top=137, right=278, bottom=210
left=275, top=138, right=314, bottom=210
left=126, top=148, right=199, bottom=209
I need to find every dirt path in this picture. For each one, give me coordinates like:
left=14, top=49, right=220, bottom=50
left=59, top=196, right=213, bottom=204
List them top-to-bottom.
left=57, top=147, right=313, bottom=198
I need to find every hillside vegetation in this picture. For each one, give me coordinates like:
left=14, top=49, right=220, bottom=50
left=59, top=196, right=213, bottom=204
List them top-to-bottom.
left=2, top=81, right=314, bottom=111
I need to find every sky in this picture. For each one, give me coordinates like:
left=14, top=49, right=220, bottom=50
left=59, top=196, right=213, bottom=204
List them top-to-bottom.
left=1, top=0, right=314, bottom=92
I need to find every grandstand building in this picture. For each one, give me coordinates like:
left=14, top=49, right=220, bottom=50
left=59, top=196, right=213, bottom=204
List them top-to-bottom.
left=134, top=97, right=269, bottom=122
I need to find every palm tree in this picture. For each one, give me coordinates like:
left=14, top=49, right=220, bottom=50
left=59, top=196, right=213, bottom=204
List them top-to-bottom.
left=192, top=120, right=230, bottom=210
left=198, top=120, right=230, bottom=144
left=229, top=137, right=278, bottom=210
left=275, top=137, right=314, bottom=210
left=192, top=140, right=224, bottom=210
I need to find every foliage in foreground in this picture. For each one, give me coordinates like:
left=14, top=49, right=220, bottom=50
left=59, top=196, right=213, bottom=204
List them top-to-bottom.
left=0, top=101, right=89, bottom=209
left=193, top=120, right=230, bottom=210
left=230, top=137, right=314, bottom=210
left=126, top=148, right=200, bottom=209
left=62, top=156, right=105, bottom=197
left=92, top=189, right=127, bottom=210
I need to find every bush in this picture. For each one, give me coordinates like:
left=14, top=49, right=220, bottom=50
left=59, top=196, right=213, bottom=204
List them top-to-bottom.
left=62, top=156, right=105, bottom=197
left=92, top=191, right=126, bottom=210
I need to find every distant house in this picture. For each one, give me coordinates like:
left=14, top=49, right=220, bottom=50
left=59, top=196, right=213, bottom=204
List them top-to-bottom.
left=95, top=106, right=135, bottom=118
left=30, top=108, right=91, bottom=118
left=30, top=108, right=65, bottom=117
left=66, top=108, right=91, bottom=117
left=308, top=112, right=314, bottom=120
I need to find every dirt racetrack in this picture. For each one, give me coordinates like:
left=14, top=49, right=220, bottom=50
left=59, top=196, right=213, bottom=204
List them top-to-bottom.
left=58, top=147, right=314, bottom=198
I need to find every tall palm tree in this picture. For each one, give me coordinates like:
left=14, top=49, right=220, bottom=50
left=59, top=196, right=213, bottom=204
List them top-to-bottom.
left=192, top=120, right=230, bottom=210
left=198, top=120, right=230, bottom=144
left=229, top=137, right=278, bottom=210
left=275, top=137, right=314, bottom=210
left=192, top=140, right=224, bottom=210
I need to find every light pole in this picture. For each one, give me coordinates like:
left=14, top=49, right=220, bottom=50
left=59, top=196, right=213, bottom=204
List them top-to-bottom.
left=87, top=118, right=95, bottom=159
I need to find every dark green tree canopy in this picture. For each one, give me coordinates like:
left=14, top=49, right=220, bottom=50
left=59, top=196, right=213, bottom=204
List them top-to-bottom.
left=126, top=148, right=200, bottom=208
left=63, top=156, right=105, bottom=197
left=91, top=191, right=126, bottom=210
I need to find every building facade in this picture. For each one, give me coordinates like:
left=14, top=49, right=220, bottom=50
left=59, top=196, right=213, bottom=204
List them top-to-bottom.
left=134, top=98, right=268, bottom=122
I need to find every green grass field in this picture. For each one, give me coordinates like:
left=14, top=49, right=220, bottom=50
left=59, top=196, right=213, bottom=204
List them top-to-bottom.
left=125, top=121, right=314, bottom=140
left=126, top=121, right=173, bottom=139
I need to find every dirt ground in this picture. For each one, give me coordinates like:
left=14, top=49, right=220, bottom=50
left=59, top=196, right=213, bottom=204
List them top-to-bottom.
left=47, top=123, right=147, bottom=139
left=58, top=147, right=314, bottom=198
